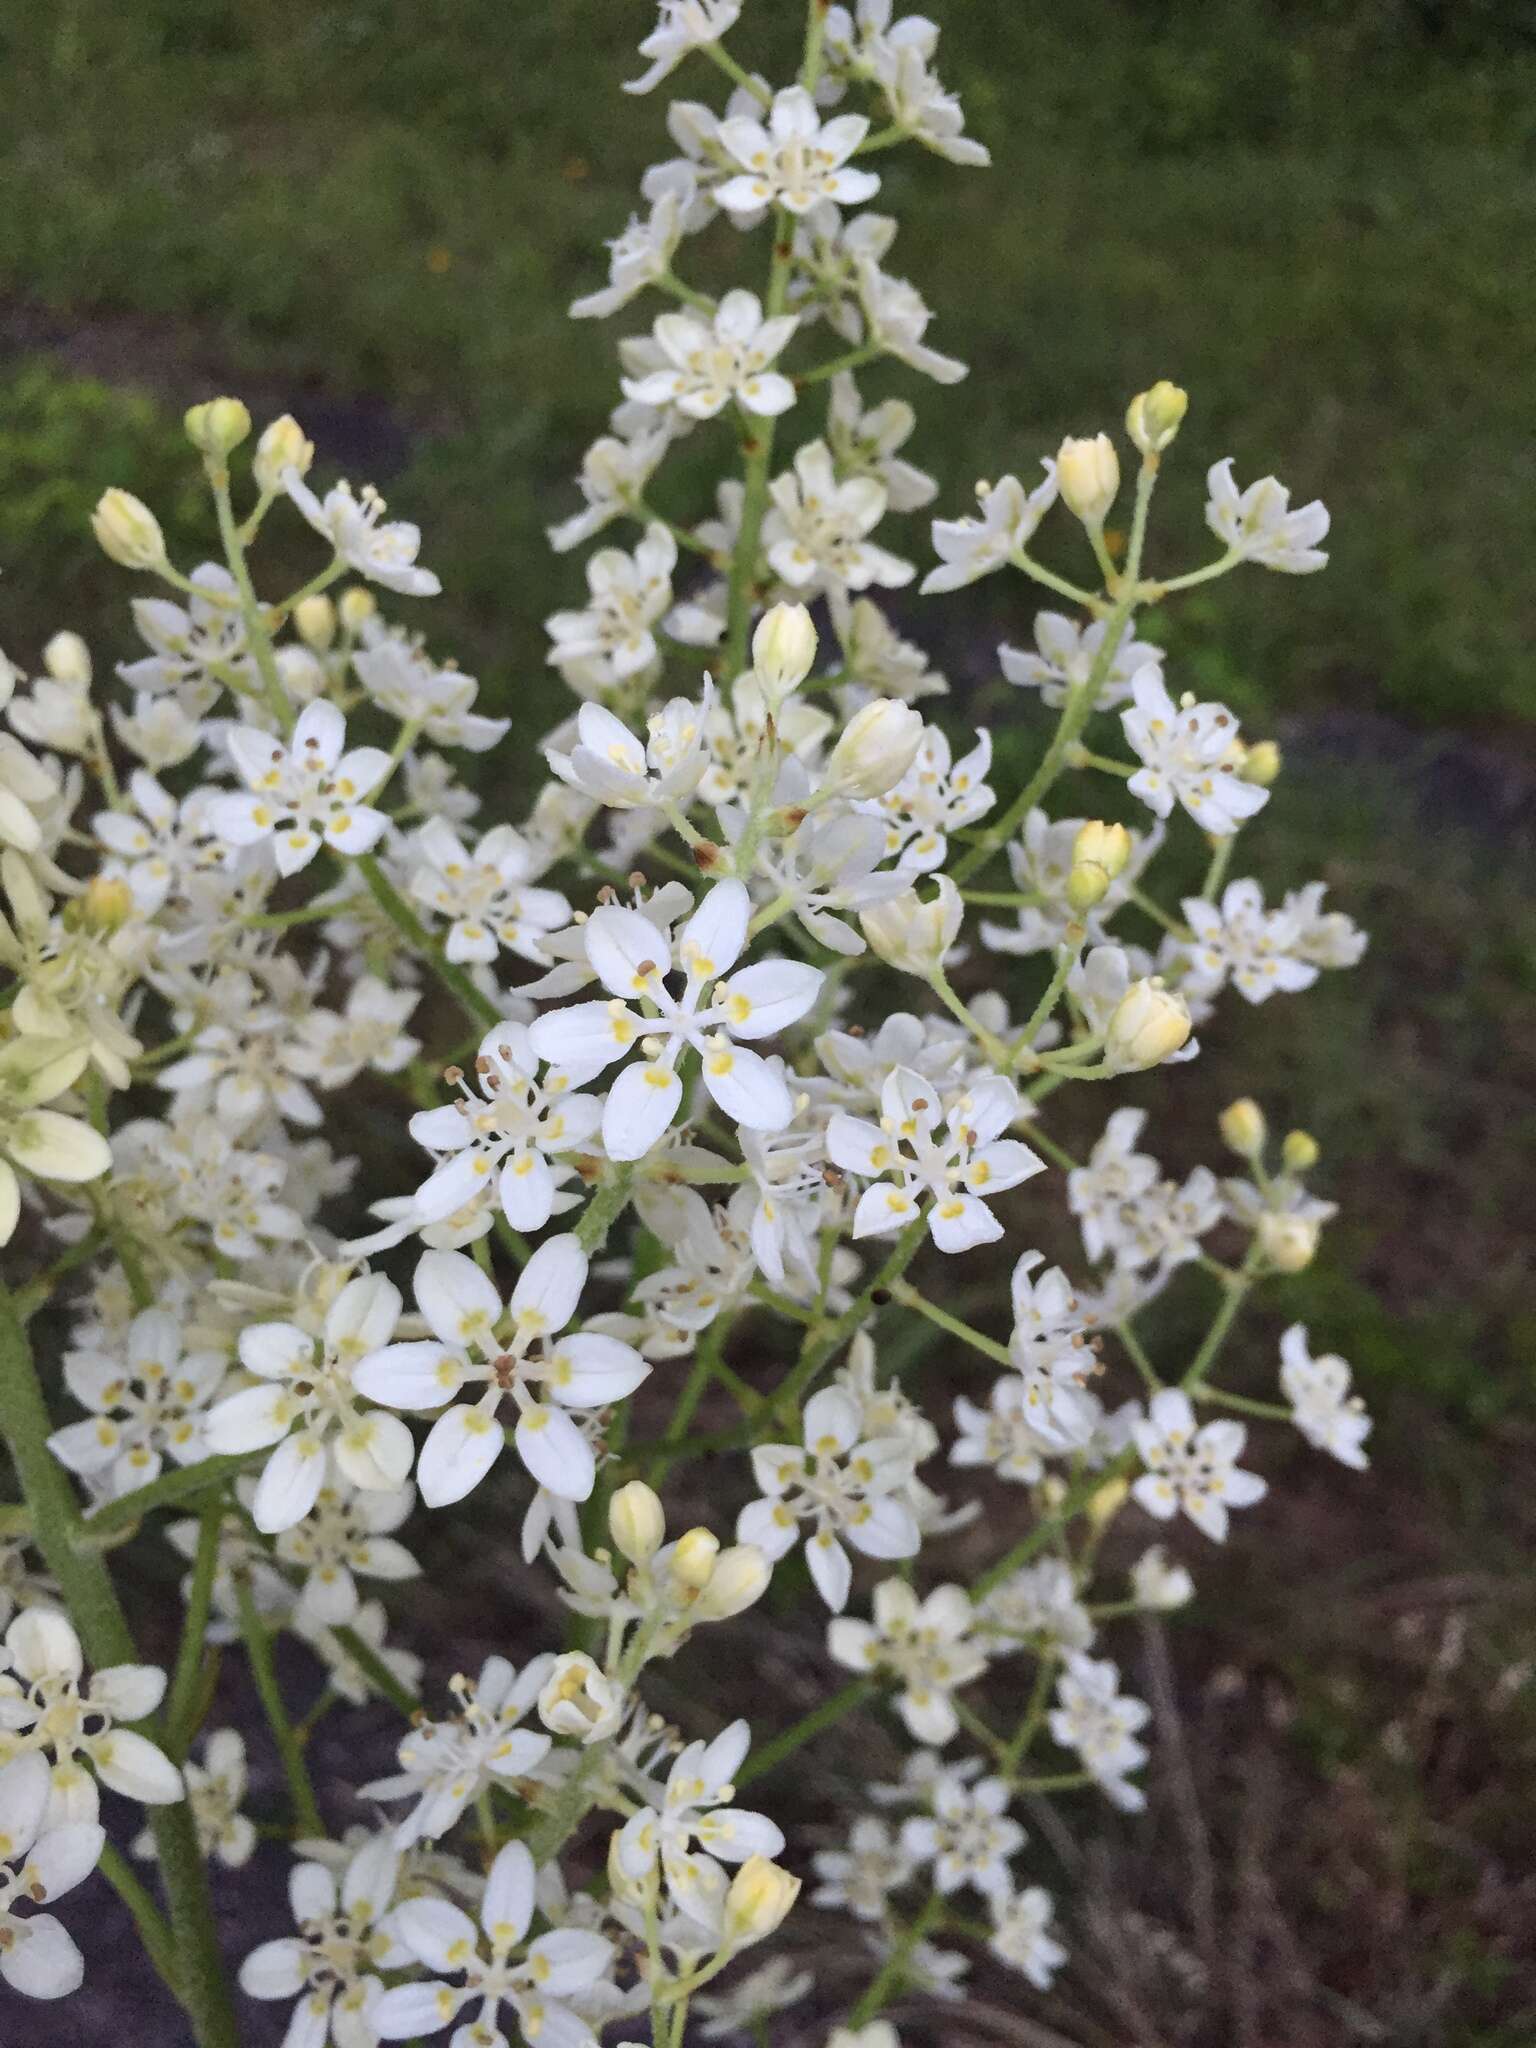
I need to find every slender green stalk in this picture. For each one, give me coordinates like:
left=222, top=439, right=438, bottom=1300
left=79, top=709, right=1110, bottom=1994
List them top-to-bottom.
left=354, top=852, right=503, bottom=1030
left=889, top=1282, right=1012, bottom=1366
left=79, top=1451, right=263, bottom=1544
left=165, top=1500, right=223, bottom=1759
left=235, top=1572, right=324, bottom=1838
left=332, top=1622, right=420, bottom=1715
left=734, top=1678, right=878, bottom=1789
left=99, top=1841, right=180, bottom=1994
left=849, top=1894, right=943, bottom=2024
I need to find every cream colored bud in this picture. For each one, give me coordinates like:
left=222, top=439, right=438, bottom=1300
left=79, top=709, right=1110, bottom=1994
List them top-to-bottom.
left=1125, top=380, right=1189, bottom=456
left=184, top=397, right=252, bottom=460
left=253, top=414, right=314, bottom=495
left=1056, top=432, right=1120, bottom=527
left=91, top=489, right=167, bottom=573
left=338, top=586, right=378, bottom=632
left=294, top=594, right=337, bottom=653
left=751, top=601, right=817, bottom=705
left=42, top=632, right=92, bottom=687
left=824, top=697, right=924, bottom=800
left=1239, top=739, right=1282, bottom=787
left=1066, top=819, right=1132, bottom=911
left=75, top=875, right=134, bottom=934
left=859, top=876, right=963, bottom=979
left=1105, top=978, right=1192, bottom=1071
left=1219, top=1098, right=1267, bottom=1159
left=1281, top=1129, right=1320, bottom=1174
left=1259, top=1211, right=1319, bottom=1273
left=1086, top=1475, right=1130, bottom=1534
left=609, top=1480, right=666, bottom=1565
left=670, top=1527, right=720, bottom=1591
left=693, top=1544, right=772, bottom=1622
left=537, top=1652, right=625, bottom=1744
left=607, top=1826, right=655, bottom=1908
left=724, top=1855, right=801, bottom=1947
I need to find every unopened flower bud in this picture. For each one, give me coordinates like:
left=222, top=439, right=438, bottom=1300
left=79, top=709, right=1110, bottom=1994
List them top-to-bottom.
left=1125, top=380, right=1189, bottom=457
left=184, top=397, right=252, bottom=460
left=253, top=414, right=314, bottom=495
left=1056, top=432, right=1120, bottom=527
left=91, top=489, right=167, bottom=573
left=338, top=586, right=377, bottom=633
left=294, top=594, right=337, bottom=653
left=751, top=601, right=817, bottom=705
left=43, top=632, right=92, bottom=687
left=824, top=697, right=924, bottom=800
left=1240, top=739, right=1282, bottom=786
left=1066, top=819, right=1132, bottom=911
left=76, top=875, right=134, bottom=933
left=860, top=876, right=963, bottom=978
left=1105, top=978, right=1192, bottom=1071
left=1219, top=1098, right=1267, bottom=1158
left=1281, top=1129, right=1319, bottom=1174
left=1258, top=1211, right=1319, bottom=1273
left=1086, top=1475, right=1129, bottom=1533
left=609, top=1480, right=665, bottom=1565
left=670, top=1527, right=720, bottom=1591
left=693, top=1544, right=772, bottom=1622
left=538, top=1652, right=625, bottom=1744
left=608, top=1826, right=655, bottom=1908
left=724, top=1855, right=801, bottom=1947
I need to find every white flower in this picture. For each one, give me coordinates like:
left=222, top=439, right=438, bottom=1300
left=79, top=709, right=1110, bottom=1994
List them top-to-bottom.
left=624, top=0, right=742, bottom=95
left=716, top=85, right=881, bottom=217
left=856, top=258, right=967, bottom=383
left=624, top=290, right=799, bottom=420
left=827, top=374, right=936, bottom=510
left=548, top=427, right=668, bottom=549
left=764, top=439, right=913, bottom=593
left=1205, top=457, right=1329, bottom=573
left=922, top=465, right=1058, bottom=593
left=284, top=473, right=441, bottom=596
left=545, top=522, right=677, bottom=687
left=119, top=563, right=250, bottom=699
left=1000, top=609, right=1164, bottom=712
left=351, top=626, right=509, bottom=751
left=1121, top=669, right=1270, bottom=836
left=547, top=686, right=713, bottom=810
left=210, top=700, right=392, bottom=876
left=859, top=723, right=993, bottom=872
left=979, top=807, right=1162, bottom=959
left=408, top=818, right=571, bottom=967
left=1177, top=878, right=1325, bottom=1004
left=1282, top=880, right=1368, bottom=970
left=528, top=881, right=821, bottom=1159
left=288, top=974, right=421, bottom=1092
left=396, top=1019, right=599, bottom=1237
left=0, top=1038, right=113, bottom=1247
left=828, top=1065, right=1044, bottom=1253
left=1066, top=1107, right=1161, bottom=1265
left=354, top=1236, right=647, bottom=1507
left=204, top=1272, right=414, bottom=1532
left=46, top=1306, right=225, bottom=1502
left=1279, top=1324, right=1371, bottom=1470
left=950, top=1378, right=1055, bottom=1486
left=737, top=1386, right=918, bottom=1611
left=1132, top=1388, right=1268, bottom=1542
left=276, top=1481, right=419, bottom=1627
left=1130, top=1544, right=1195, bottom=1611
left=978, top=1558, right=1094, bottom=1654
left=828, top=1580, right=988, bottom=1743
left=299, top=1598, right=423, bottom=1711
left=0, top=1610, right=182, bottom=1823
left=537, top=1652, right=626, bottom=1745
left=1047, top=1652, right=1151, bottom=1811
left=362, top=1657, right=553, bottom=1847
left=614, top=1719, right=785, bottom=1928
left=133, top=1728, right=254, bottom=1870
left=0, top=1750, right=103, bottom=2000
left=900, top=1771, right=1022, bottom=1901
left=811, top=1814, right=914, bottom=1923
left=239, top=1834, right=408, bottom=2047
left=376, top=1838, right=614, bottom=2046
left=988, top=1883, right=1067, bottom=1989
left=695, top=1955, right=814, bottom=2038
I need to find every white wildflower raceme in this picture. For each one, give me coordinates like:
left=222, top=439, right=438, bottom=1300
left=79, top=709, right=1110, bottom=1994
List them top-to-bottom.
left=209, top=700, right=392, bottom=875
left=353, top=1237, right=648, bottom=1506
left=1132, top=1387, right=1268, bottom=1542
left=0, top=1751, right=104, bottom=2000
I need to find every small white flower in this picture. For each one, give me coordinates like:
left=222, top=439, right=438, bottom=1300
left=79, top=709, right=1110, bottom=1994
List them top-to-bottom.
left=624, top=0, right=743, bottom=95
left=716, top=85, right=881, bottom=217
left=570, top=194, right=687, bottom=321
left=624, top=290, right=799, bottom=420
left=548, top=427, right=669, bottom=549
left=764, top=440, right=914, bottom=593
left=1205, top=457, right=1329, bottom=573
left=922, top=465, right=1058, bottom=594
left=284, top=473, right=441, bottom=596
left=545, top=521, right=677, bottom=687
left=1000, top=609, right=1165, bottom=712
left=1121, top=668, right=1270, bottom=836
left=547, top=684, right=713, bottom=811
left=210, top=700, right=392, bottom=876
left=408, top=817, right=571, bottom=967
left=1177, top=878, right=1325, bottom=1005
left=354, top=1236, right=648, bottom=1507
left=47, top=1306, right=225, bottom=1502
left=1279, top=1324, right=1371, bottom=1469
left=1132, top=1387, right=1268, bottom=1542
left=276, top=1481, right=419, bottom=1628
left=1130, top=1544, right=1195, bottom=1611
left=978, top=1558, right=1095, bottom=1654
left=828, top=1580, right=988, bottom=1743
left=1048, top=1652, right=1151, bottom=1811
left=362, top=1657, right=553, bottom=1847
left=614, top=1719, right=785, bottom=1928
left=133, top=1729, right=255, bottom=1870
left=0, top=1750, right=103, bottom=2000
left=900, top=1771, right=1023, bottom=1902
left=811, top=1814, right=915, bottom=1923
left=239, top=1834, right=408, bottom=2047
left=989, top=1883, right=1067, bottom=1989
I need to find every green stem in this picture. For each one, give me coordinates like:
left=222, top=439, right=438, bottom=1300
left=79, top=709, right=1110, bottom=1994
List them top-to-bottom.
left=210, top=466, right=292, bottom=733
left=354, top=853, right=502, bottom=1030
left=575, top=1164, right=636, bottom=1254
left=888, top=1282, right=1012, bottom=1366
left=79, top=1452, right=263, bottom=1543
left=165, top=1500, right=222, bottom=1759
left=236, top=1572, right=324, bottom=1837
left=332, top=1622, right=420, bottom=1715
left=734, top=1677, right=878, bottom=1789
left=99, top=1841, right=180, bottom=1994
left=850, top=1894, right=943, bottom=2025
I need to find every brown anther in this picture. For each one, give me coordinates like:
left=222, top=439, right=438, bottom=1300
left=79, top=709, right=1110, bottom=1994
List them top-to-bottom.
left=692, top=839, right=721, bottom=870
left=627, top=871, right=648, bottom=891
left=597, top=885, right=619, bottom=904
left=637, top=959, right=658, bottom=978
left=846, top=1023, right=866, bottom=1038
left=475, top=1055, right=492, bottom=1073
left=444, top=1065, right=464, bottom=1084
left=911, top=1096, right=929, bottom=1112
left=821, top=1163, right=846, bottom=1188
left=491, top=1353, right=518, bottom=1391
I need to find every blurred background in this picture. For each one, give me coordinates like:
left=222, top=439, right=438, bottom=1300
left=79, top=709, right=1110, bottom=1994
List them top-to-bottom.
left=2, top=0, right=1534, bottom=2041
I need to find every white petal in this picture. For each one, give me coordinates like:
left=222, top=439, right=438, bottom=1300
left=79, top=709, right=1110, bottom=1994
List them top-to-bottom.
left=700, top=1042, right=791, bottom=1132
left=602, top=1059, right=682, bottom=1160
left=509, top=1233, right=587, bottom=1335
left=515, top=1403, right=595, bottom=1501
left=416, top=1404, right=504, bottom=1507
left=252, top=1433, right=328, bottom=1533
left=89, top=1728, right=183, bottom=1804
left=0, top=1913, right=84, bottom=1999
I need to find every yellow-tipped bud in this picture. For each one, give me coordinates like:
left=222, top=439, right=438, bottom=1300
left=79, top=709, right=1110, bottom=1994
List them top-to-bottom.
left=1125, top=381, right=1189, bottom=457
left=184, top=397, right=252, bottom=460
left=253, top=414, right=315, bottom=496
left=1056, top=432, right=1120, bottom=526
left=91, top=489, right=167, bottom=573
left=338, top=586, right=378, bottom=633
left=294, top=594, right=338, bottom=653
left=751, top=601, right=817, bottom=705
left=42, top=632, right=91, bottom=687
left=824, top=697, right=924, bottom=800
left=1240, top=739, right=1282, bottom=787
left=1067, top=819, right=1132, bottom=911
left=74, top=875, right=134, bottom=934
left=1106, top=978, right=1193, bottom=1072
left=1219, top=1098, right=1267, bottom=1159
left=1281, top=1129, right=1320, bottom=1174
left=1259, top=1211, right=1319, bottom=1273
left=1086, top=1475, right=1130, bottom=1534
left=609, top=1481, right=666, bottom=1565
left=670, top=1527, right=720, bottom=1591
left=693, top=1544, right=772, bottom=1622
left=607, top=1826, right=655, bottom=1909
left=723, top=1855, right=801, bottom=1947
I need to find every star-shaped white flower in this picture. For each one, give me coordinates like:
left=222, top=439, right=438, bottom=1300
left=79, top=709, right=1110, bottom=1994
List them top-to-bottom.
left=210, top=700, right=392, bottom=876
